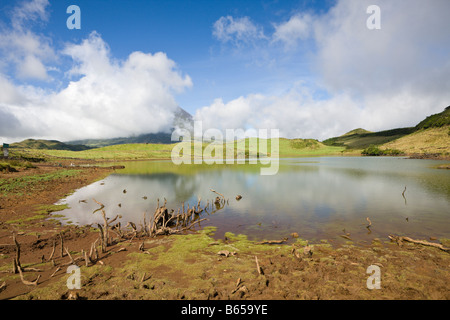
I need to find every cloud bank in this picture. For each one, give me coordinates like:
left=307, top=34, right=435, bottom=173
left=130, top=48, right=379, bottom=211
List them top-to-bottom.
left=1, top=0, right=450, bottom=143
left=201, top=0, right=450, bottom=139
left=0, top=1, right=192, bottom=142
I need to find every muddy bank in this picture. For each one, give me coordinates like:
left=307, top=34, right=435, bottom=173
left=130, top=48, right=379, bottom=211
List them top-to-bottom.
left=1, top=163, right=449, bottom=300
left=1, top=226, right=449, bottom=300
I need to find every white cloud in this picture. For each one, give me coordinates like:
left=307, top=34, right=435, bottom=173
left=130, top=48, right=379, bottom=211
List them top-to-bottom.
left=0, top=0, right=55, bottom=81
left=0, top=0, right=193, bottom=143
left=11, top=0, right=50, bottom=30
left=198, top=0, right=450, bottom=139
left=312, top=0, right=450, bottom=97
left=272, top=13, right=313, bottom=47
left=213, top=16, right=266, bottom=44
left=0, top=30, right=192, bottom=142
left=17, top=54, right=48, bottom=80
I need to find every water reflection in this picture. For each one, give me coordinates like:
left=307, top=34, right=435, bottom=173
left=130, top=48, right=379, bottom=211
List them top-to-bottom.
left=56, top=157, right=450, bottom=242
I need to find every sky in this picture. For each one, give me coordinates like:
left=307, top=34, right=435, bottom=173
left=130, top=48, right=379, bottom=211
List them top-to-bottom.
left=1, top=0, right=450, bottom=143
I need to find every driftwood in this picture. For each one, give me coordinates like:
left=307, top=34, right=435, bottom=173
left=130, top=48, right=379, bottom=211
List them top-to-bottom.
left=210, top=188, right=225, bottom=199
left=366, top=217, right=372, bottom=228
left=12, top=233, right=21, bottom=273
left=59, top=233, right=65, bottom=258
left=340, top=234, right=352, bottom=240
left=389, top=235, right=450, bottom=252
left=256, top=238, right=288, bottom=245
left=47, top=240, right=56, bottom=261
left=64, top=247, right=74, bottom=264
left=255, top=256, right=263, bottom=275
left=17, top=265, right=40, bottom=286
left=50, top=266, right=61, bottom=278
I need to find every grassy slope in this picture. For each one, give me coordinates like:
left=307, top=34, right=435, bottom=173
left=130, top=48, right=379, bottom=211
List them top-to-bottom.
left=322, top=106, right=450, bottom=153
left=381, top=126, right=450, bottom=154
left=322, top=127, right=415, bottom=150
left=12, top=138, right=345, bottom=161
left=10, top=139, right=90, bottom=151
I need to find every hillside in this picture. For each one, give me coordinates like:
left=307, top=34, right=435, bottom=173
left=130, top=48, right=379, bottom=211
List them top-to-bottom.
left=323, top=106, right=450, bottom=151
left=415, top=106, right=450, bottom=129
left=381, top=126, right=450, bottom=155
left=322, top=127, right=415, bottom=149
left=341, top=128, right=372, bottom=136
left=66, top=132, right=173, bottom=148
left=16, top=138, right=345, bottom=162
left=10, top=139, right=90, bottom=151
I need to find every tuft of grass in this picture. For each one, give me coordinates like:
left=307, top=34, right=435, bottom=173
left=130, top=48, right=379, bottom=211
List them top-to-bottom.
left=361, top=145, right=404, bottom=156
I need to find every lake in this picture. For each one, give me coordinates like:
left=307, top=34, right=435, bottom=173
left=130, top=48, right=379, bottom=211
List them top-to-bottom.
left=54, top=157, right=450, bottom=244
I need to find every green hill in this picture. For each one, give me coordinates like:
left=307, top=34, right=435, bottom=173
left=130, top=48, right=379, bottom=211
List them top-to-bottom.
left=323, top=106, right=450, bottom=150
left=415, top=106, right=450, bottom=130
left=381, top=126, right=449, bottom=155
left=322, top=127, right=415, bottom=149
left=341, top=128, right=373, bottom=136
left=66, top=132, right=173, bottom=148
left=10, top=139, right=90, bottom=151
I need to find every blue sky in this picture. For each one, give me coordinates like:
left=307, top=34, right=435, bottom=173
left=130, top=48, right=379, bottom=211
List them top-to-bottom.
left=1, top=0, right=450, bottom=142
left=2, top=0, right=335, bottom=110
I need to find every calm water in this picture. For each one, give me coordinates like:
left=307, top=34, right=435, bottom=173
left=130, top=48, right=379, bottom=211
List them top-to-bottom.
left=55, top=157, right=450, bottom=243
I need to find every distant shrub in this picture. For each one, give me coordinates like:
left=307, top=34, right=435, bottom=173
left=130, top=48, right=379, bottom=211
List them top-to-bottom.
left=362, top=145, right=403, bottom=156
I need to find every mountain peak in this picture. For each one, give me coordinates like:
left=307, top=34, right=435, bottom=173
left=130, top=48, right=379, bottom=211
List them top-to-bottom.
left=341, top=128, right=372, bottom=136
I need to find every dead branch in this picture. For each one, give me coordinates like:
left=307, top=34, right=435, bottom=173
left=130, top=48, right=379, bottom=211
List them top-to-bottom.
left=210, top=188, right=225, bottom=199
left=92, top=198, right=105, bottom=214
left=366, top=217, right=372, bottom=228
left=12, top=232, right=21, bottom=273
left=59, top=233, right=65, bottom=258
left=340, top=234, right=352, bottom=240
left=389, top=235, right=449, bottom=252
left=256, top=238, right=288, bottom=245
left=47, top=240, right=56, bottom=261
left=64, top=247, right=74, bottom=264
left=255, top=256, right=264, bottom=275
left=17, top=265, right=40, bottom=286
left=50, top=266, right=61, bottom=278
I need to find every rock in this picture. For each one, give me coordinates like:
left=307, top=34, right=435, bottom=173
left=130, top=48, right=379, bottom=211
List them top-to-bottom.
left=303, top=245, right=313, bottom=258
left=217, top=250, right=236, bottom=257
left=218, top=250, right=230, bottom=257
left=67, top=290, right=80, bottom=300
